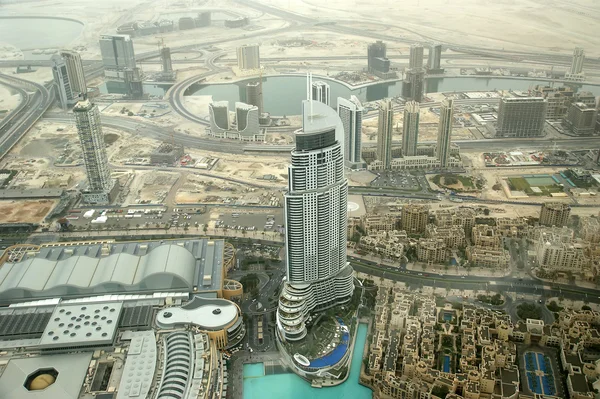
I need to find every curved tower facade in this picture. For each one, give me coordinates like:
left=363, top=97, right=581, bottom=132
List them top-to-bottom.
left=277, top=100, right=354, bottom=342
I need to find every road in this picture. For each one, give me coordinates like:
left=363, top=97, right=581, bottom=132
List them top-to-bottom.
left=0, top=74, right=52, bottom=160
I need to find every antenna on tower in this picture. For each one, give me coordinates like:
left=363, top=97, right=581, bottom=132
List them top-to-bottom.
left=309, top=72, right=313, bottom=123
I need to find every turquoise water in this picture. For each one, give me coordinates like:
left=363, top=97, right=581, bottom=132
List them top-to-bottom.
left=189, top=75, right=600, bottom=116
left=243, top=323, right=372, bottom=399
left=443, top=355, right=451, bottom=373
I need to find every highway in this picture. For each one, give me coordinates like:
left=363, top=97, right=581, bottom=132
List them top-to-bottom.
left=0, top=74, right=52, bottom=160
left=349, top=256, right=600, bottom=305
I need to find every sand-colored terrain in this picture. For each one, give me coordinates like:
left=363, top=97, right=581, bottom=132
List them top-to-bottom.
left=0, top=200, right=56, bottom=223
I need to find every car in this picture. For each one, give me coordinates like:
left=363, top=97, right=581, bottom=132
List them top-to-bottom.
left=418, top=273, right=423, bottom=276
left=461, top=276, right=465, bottom=279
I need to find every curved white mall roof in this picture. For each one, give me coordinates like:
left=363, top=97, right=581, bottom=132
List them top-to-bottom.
left=0, top=244, right=196, bottom=297
left=156, top=297, right=238, bottom=331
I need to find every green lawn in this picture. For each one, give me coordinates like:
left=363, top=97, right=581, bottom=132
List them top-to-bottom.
left=508, top=177, right=562, bottom=196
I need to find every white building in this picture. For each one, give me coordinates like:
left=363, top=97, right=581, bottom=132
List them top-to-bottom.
left=409, top=43, right=424, bottom=70
left=236, top=44, right=260, bottom=70
left=565, top=47, right=585, bottom=81
left=59, top=50, right=87, bottom=97
left=51, top=55, right=75, bottom=109
left=311, top=81, right=331, bottom=107
left=337, top=95, right=363, bottom=167
left=74, top=99, right=116, bottom=204
left=277, top=100, right=354, bottom=342
left=208, top=101, right=265, bottom=141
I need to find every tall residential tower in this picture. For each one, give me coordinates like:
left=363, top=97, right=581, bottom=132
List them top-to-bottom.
left=236, top=44, right=260, bottom=70
left=409, top=44, right=424, bottom=70
left=566, top=47, right=585, bottom=81
left=59, top=50, right=86, bottom=96
left=51, top=55, right=75, bottom=109
left=311, top=81, right=331, bottom=107
left=337, top=95, right=363, bottom=167
left=436, top=98, right=454, bottom=168
left=74, top=99, right=115, bottom=204
left=377, top=99, right=394, bottom=169
left=276, top=100, right=354, bottom=342
left=402, top=101, right=420, bottom=157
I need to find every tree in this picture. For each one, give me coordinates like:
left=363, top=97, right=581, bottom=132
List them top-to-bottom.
left=483, top=208, right=490, bottom=216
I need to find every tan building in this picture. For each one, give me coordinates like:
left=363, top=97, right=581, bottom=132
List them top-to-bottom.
left=539, top=202, right=571, bottom=227
left=401, top=204, right=429, bottom=234
left=436, top=208, right=476, bottom=235
left=361, top=214, right=399, bottom=233
left=581, top=217, right=600, bottom=243
left=426, top=224, right=466, bottom=249
left=471, top=225, right=502, bottom=248
left=417, top=238, right=447, bottom=263
left=535, top=239, right=588, bottom=272
left=466, top=246, right=511, bottom=269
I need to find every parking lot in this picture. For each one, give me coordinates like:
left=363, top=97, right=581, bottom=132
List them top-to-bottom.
left=370, top=171, right=421, bottom=191
left=64, top=206, right=284, bottom=234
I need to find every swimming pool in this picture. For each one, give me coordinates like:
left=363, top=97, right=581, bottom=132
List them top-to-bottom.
left=243, top=324, right=372, bottom=399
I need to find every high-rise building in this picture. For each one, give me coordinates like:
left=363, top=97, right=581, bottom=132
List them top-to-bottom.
left=99, top=34, right=136, bottom=81
left=368, top=41, right=386, bottom=73
left=236, top=44, right=260, bottom=70
left=409, top=44, right=424, bottom=70
left=427, top=44, right=443, bottom=73
left=160, top=47, right=173, bottom=74
left=565, top=48, right=585, bottom=81
left=570, top=48, right=585, bottom=75
left=59, top=50, right=86, bottom=97
left=51, top=55, right=75, bottom=109
left=123, top=67, right=143, bottom=99
left=403, top=69, right=425, bottom=102
left=311, top=81, right=330, bottom=106
left=246, top=82, right=263, bottom=116
left=532, top=85, right=574, bottom=120
left=337, top=95, right=363, bottom=166
left=495, top=97, right=547, bottom=138
left=436, top=98, right=454, bottom=168
left=73, top=99, right=115, bottom=204
left=377, top=99, right=394, bottom=169
left=277, top=100, right=354, bottom=342
left=209, top=101, right=230, bottom=134
left=402, top=101, right=420, bottom=157
left=235, top=102, right=260, bottom=137
left=563, top=102, right=598, bottom=136
left=539, top=202, right=571, bottom=227
left=401, top=204, right=429, bottom=234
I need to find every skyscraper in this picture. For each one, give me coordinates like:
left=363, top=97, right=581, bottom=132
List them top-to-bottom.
left=99, top=34, right=136, bottom=81
left=368, top=41, right=386, bottom=73
left=236, top=44, right=260, bottom=70
left=409, top=44, right=424, bottom=70
left=427, top=44, right=443, bottom=72
left=160, top=47, right=173, bottom=75
left=570, top=47, right=585, bottom=75
left=565, top=48, right=585, bottom=81
left=59, top=50, right=86, bottom=96
left=51, top=55, right=75, bottom=109
left=404, top=69, right=425, bottom=102
left=311, top=81, right=330, bottom=106
left=246, top=82, right=263, bottom=116
left=337, top=95, right=363, bottom=166
left=495, top=97, right=547, bottom=138
left=436, top=98, right=454, bottom=168
left=74, top=99, right=114, bottom=204
left=377, top=99, right=394, bottom=169
left=277, top=100, right=354, bottom=342
left=209, top=101, right=230, bottom=134
left=402, top=101, right=420, bottom=157
left=235, top=102, right=259, bottom=136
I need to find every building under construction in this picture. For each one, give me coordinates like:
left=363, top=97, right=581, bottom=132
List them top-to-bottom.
left=158, top=46, right=175, bottom=81
left=150, top=142, right=185, bottom=164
